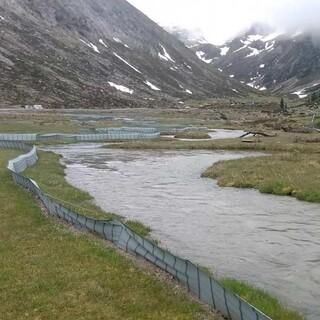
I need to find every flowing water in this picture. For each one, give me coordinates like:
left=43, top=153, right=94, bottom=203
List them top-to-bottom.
left=45, top=143, right=320, bottom=319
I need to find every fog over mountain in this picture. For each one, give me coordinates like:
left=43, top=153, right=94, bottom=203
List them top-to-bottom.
left=129, top=0, right=320, bottom=45
left=169, top=23, right=320, bottom=98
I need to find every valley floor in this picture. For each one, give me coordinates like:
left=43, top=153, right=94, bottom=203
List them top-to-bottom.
left=0, top=106, right=317, bottom=319
left=109, top=132, right=320, bottom=204
left=0, top=149, right=219, bottom=320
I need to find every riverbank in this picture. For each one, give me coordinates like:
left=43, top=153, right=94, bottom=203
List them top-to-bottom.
left=106, top=132, right=320, bottom=154
left=107, top=132, right=320, bottom=204
left=40, top=145, right=308, bottom=320
left=0, top=148, right=220, bottom=320
left=24, top=151, right=151, bottom=236
left=202, top=153, right=320, bottom=203
left=222, top=279, right=304, bottom=320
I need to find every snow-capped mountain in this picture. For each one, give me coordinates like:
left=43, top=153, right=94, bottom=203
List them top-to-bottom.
left=0, top=0, right=250, bottom=108
left=171, top=24, right=320, bottom=98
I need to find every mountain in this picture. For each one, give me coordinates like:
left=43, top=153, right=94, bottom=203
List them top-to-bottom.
left=0, top=0, right=250, bottom=109
left=171, top=24, right=320, bottom=99
left=164, top=26, right=208, bottom=47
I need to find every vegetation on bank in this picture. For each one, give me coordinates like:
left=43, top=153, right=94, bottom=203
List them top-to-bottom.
left=106, top=131, right=320, bottom=204
left=174, top=131, right=211, bottom=139
left=107, top=132, right=320, bottom=154
left=2, top=141, right=309, bottom=319
left=1, top=149, right=220, bottom=320
left=24, top=151, right=152, bottom=236
left=25, top=152, right=116, bottom=219
left=202, top=153, right=320, bottom=203
left=222, top=279, right=304, bottom=320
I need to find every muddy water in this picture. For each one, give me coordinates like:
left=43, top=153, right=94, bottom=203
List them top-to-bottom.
left=45, top=144, right=320, bottom=319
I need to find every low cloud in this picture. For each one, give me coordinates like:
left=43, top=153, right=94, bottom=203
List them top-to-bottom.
left=129, top=0, right=320, bottom=45
left=265, top=0, right=320, bottom=46
left=268, top=0, right=320, bottom=33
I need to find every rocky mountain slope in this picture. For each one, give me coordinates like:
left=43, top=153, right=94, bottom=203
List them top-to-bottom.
left=0, top=0, right=250, bottom=108
left=171, top=25, right=320, bottom=99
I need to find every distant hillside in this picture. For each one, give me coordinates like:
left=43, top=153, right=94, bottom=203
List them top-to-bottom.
left=0, top=0, right=251, bottom=108
left=170, top=24, right=320, bottom=99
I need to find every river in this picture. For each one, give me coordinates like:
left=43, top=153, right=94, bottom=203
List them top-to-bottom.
left=45, top=143, right=320, bottom=319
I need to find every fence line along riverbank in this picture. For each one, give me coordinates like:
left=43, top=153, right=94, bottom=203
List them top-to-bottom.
left=0, top=127, right=160, bottom=142
left=0, top=137, right=271, bottom=320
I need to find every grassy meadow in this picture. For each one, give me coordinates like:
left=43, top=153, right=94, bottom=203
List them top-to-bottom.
left=0, top=149, right=220, bottom=320
left=202, top=152, right=320, bottom=203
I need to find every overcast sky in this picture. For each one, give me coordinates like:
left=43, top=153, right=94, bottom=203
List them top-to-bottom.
left=128, top=0, right=320, bottom=44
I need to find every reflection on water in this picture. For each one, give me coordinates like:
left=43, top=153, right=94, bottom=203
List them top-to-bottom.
left=45, top=143, right=320, bottom=320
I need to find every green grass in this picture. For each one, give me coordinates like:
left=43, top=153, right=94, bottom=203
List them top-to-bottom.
left=0, top=111, right=127, bottom=134
left=106, top=132, right=320, bottom=154
left=108, top=132, right=320, bottom=204
left=0, top=148, right=306, bottom=320
left=0, top=149, right=219, bottom=320
left=24, top=151, right=153, bottom=236
left=25, top=151, right=114, bottom=219
left=202, top=152, right=320, bottom=203
left=126, top=220, right=152, bottom=238
left=222, top=279, right=304, bottom=320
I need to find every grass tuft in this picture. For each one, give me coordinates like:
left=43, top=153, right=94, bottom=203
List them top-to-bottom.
left=174, top=131, right=211, bottom=139
left=202, top=153, right=320, bottom=203
left=222, top=279, right=305, bottom=320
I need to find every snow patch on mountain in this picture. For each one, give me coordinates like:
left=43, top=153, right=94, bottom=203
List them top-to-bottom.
left=0, top=15, right=5, bottom=21
left=262, top=32, right=283, bottom=42
left=232, top=34, right=277, bottom=56
left=247, top=35, right=264, bottom=42
left=113, top=37, right=129, bottom=48
left=80, top=39, right=100, bottom=53
left=99, top=39, right=108, bottom=48
left=265, top=41, right=275, bottom=51
left=90, top=43, right=100, bottom=53
left=158, top=44, right=175, bottom=62
left=233, top=44, right=247, bottom=53
left=220, top=46, right=230, bottom=56
left=246, top=47, right=263, bottom=57
left=196, top=51, right=213, bottom=64
left=113, top=52, right=142, bottom=74
left=246, top=76, right=265, bottom=90
left=145, top=81, right=161, bottom=91
left=108, top=82, right=133, bottom=94
left=293, top=83, right=320, bottom=98
left=185, top=89, right=192, bottom=94
left=293, top=89, right=308, bottom=98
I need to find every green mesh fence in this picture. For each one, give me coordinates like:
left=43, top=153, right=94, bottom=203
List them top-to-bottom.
left=0, top=127, right=160, bottom=142
left=0, top=140, right=272, bottom=320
